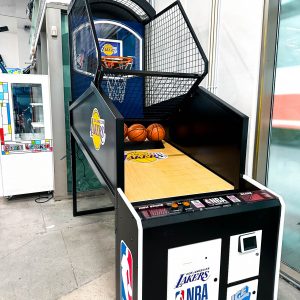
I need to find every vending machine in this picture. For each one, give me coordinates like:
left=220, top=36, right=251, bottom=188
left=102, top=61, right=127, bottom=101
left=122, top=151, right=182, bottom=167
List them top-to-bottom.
left=68, top=1, right=284, bottom=299
left=0, top=74, right=53, bottom=197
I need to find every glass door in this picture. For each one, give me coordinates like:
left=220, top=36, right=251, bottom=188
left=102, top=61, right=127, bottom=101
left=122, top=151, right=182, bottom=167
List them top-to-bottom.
left=267, top=0, right=300, bottom=278
left=11, top=83, right=45, bottom=141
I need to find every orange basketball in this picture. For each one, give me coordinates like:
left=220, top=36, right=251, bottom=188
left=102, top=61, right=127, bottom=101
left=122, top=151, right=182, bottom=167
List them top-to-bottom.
left=124, top=123, right=128, bottom=138
left=147, top=123, right=165, bottom=141
left=127, top=124, right=147, bottom=142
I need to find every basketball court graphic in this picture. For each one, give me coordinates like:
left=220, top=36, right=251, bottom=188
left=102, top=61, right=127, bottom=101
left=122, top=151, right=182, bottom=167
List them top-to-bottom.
left=125, top=151, right=168, bottom=163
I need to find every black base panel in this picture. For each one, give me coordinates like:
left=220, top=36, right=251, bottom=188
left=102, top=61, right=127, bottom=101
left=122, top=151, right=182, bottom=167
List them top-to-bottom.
left=124, top=140, right=164, bottom=151
left=116, top=192, right=140, bottom=300
left=141, top=202, right=281, bottom=300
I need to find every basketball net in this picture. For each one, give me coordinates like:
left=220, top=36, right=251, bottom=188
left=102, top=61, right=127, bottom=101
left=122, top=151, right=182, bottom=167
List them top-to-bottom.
left=101, top=56, right=133, bottom=103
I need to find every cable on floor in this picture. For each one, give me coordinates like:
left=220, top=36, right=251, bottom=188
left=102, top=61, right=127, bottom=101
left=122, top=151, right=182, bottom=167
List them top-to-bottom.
left=34, top=192, right=54, bottom=203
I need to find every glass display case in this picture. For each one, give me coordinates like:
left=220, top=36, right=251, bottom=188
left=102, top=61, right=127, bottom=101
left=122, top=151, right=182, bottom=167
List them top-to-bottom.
left=0, top=74, right=53, bottom=197
left=11, top=83, right=45, bottom=141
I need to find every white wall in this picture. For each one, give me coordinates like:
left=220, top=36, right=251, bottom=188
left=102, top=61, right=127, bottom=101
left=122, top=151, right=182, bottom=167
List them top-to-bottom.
left=0, top=0, right=31, bottom=68
left=152, top=0, right=211, bottom=87
left=153, top=0, right=265, bottom=176
left=153, top=0, right=210, bottom=55
left=185, top=0, right=211, bottom=58
left=216, top=0, right=264, bottom=175
left=0, top=16, right=19, bottom=68
left=17, top=27, right=31, bottom=67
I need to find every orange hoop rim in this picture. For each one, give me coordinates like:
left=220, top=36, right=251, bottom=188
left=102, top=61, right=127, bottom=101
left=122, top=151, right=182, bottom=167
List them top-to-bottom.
left=101, top=56, right=133, bottom=68
left=101, top=56, right=133, bottom=62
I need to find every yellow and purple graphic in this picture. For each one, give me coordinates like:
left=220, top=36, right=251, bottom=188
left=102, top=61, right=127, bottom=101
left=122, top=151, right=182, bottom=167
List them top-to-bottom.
left=99, top=38, right=123, bottom=57
left=90, top=108, right=106, bottom=151
left=125, top=151, right=168, bottom=163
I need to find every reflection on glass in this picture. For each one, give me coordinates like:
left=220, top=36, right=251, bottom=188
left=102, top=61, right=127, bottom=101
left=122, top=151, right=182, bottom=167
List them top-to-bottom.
left=267, top=0, right=300, bottom=274
left=73, top=25, right=98, bottom=76
left=11, top=83, right=45, bottom=141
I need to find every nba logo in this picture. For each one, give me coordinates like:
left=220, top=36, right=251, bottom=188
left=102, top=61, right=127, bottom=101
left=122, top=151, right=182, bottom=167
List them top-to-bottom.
left=121, top=241, right=133, bottom=300
left=175, top=290, right=184, bottom=300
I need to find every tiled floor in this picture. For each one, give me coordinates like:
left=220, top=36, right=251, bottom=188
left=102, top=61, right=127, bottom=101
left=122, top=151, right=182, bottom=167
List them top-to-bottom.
left=0, top=195, right=299, bottom=300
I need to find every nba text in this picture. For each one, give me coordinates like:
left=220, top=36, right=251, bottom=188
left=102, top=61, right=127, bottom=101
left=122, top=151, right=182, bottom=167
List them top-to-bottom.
left=176, top=284, right=208, bottom=300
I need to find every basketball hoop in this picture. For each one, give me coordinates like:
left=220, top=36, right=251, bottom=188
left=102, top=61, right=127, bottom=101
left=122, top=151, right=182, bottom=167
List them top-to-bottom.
left=101, top=56, right=133, bottom=103
left=101, top=56, right=133, bottom=70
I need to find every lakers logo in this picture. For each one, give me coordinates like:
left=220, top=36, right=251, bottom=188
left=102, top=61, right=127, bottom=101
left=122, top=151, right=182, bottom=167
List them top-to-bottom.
left=102, top=43, right=115, bottom=56
left=90, top=108, right=106, bottom=151
left=125, top=151, right=168, bottom=163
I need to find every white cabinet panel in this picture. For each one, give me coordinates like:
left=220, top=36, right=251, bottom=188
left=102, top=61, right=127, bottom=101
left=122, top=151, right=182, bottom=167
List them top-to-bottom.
left=228, top=230, right=262, bottom=284
left=167, top=239, right=222, bottom=300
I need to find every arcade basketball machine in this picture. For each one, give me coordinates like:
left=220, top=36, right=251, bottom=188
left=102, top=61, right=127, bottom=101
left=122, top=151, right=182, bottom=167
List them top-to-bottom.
left=68, top=1, right=285, bottom=299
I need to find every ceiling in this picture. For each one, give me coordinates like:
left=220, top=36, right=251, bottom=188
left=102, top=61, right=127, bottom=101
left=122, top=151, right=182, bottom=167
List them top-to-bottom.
left=0, top=0, right=31, bottom=32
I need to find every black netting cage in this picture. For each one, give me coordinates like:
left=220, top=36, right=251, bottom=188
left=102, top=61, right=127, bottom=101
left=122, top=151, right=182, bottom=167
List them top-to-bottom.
left=68, top=0, right=208, bottom=114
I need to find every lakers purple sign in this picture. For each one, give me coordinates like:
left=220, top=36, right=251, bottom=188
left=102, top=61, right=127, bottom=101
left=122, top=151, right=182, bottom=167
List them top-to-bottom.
left=175, top=269, right=210, bottom=288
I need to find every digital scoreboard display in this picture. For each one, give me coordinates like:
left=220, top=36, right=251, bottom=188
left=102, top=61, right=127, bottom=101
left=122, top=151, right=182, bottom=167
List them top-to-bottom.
left=136, top=191, right=276, bottom=220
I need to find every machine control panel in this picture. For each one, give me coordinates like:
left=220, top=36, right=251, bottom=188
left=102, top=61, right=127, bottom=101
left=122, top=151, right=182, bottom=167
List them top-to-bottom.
left=136, top=190, right=276, bottom=220
left=203, top=197, right=230, bottom=207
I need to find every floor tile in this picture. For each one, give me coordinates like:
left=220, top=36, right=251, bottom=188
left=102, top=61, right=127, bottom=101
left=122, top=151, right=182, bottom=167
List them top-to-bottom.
left=1, top=196, right=299, bottom=300
left=0, top=198, right=43, bottom=228
left=40, top=198, right=114, bottom=231
left=62, top=219, right=115, bottom=286
left=0, top=222, right=45, bottom=259
left=0, top=230, right=77, bottom=300
left=59, top=267, right=115, bottom=300
left=278, top=278, right=300, bottom=299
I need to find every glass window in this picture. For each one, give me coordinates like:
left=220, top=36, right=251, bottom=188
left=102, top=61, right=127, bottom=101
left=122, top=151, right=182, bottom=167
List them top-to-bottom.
left=70, top=0, right=99, bottom=77
left=267, top=0, right=300, bottom=274
left=11, top=83, right=45, bottom=141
